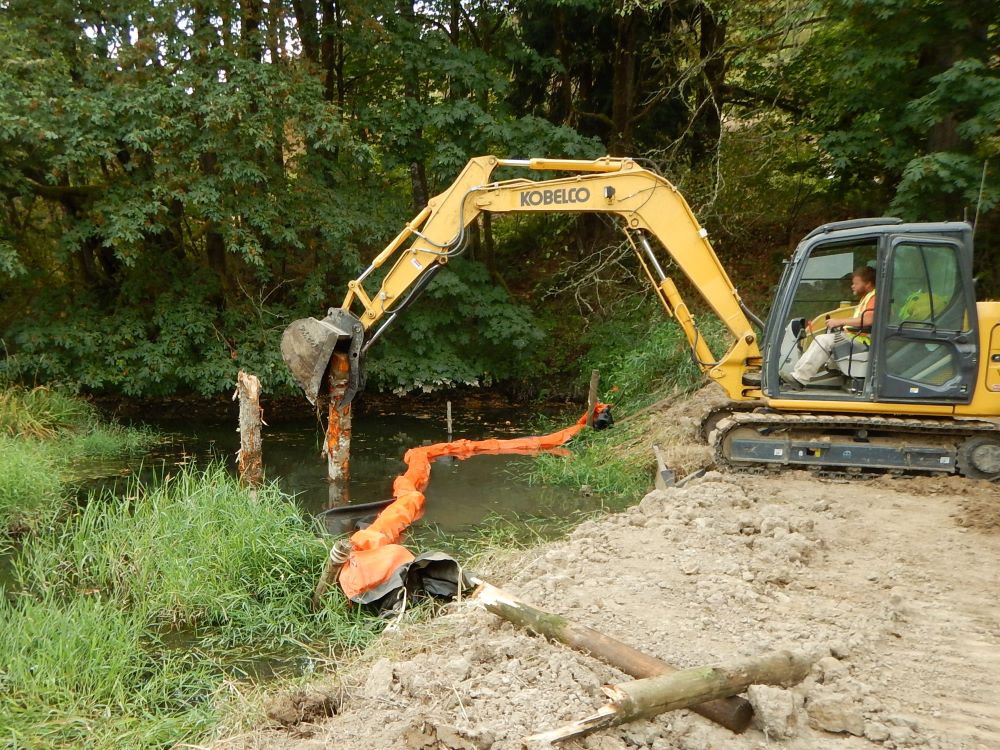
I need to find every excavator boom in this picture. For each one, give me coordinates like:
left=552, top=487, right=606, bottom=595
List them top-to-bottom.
left=282, top=156, right=762, bottom=407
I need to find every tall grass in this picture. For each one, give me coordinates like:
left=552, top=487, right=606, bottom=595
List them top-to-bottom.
left=525, top=309, right=728, bottom=496
left=0, top=385, right=95, bottom=438
left=0, top=385, right=156, bottom=533
left=0, top=436, right=63, bottom=531
left=4, top=464, right=380, bottom=749
left=16, top=464, right=378, bottom=653
left=0, top=594, right=218, bottom=750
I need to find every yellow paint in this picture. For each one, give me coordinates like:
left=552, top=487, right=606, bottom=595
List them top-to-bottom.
left=335, top=155, right=998, bottom=420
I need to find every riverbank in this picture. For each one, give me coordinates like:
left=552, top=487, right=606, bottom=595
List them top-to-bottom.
left=0, top=384, right=155, bottom=533
left=217, top=393, right=1000, bottom=750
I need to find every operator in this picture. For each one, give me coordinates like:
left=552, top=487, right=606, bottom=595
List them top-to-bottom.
left=783, top=266, right=876, bottom=388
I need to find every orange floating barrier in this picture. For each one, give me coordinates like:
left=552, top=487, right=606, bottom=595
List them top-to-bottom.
left=338, top=404, right=609, bottom=603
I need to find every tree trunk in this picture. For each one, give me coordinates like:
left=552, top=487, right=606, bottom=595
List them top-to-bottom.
left=292, top=0, right=321, bottom=62
left=397, top=0, right=430, bottom=209
left=690, top=2, right=727, bottom=166
left=609, top=11, right=639, bottom=156
left=236, top=371, right=264, bottom=487
left=473, top=582, right=752, bottom=734
left=527, top=650, right=815, bottom=744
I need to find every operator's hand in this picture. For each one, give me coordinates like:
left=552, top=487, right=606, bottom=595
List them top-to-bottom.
left=825, top=318, right=843, bottom=331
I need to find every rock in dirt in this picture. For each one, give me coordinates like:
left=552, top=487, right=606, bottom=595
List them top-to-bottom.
left=362, top=657, right=396, bottom=699
left=264, top=684, right=343, bottom=727
left=746, top=684, right=804, bottom=739
left=806, top=691, right=865, bottom=736
left=402, top=718, right=494, bottom=749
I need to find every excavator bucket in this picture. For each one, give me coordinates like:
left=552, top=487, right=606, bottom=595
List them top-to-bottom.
left=280, top=309, right=365, bottom=406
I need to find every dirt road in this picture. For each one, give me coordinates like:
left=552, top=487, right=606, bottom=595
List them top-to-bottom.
left=224, top=386, right=1000, bottom=750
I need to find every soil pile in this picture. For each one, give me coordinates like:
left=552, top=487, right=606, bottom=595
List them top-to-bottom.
left=225, top=386, right=1000, bottom=750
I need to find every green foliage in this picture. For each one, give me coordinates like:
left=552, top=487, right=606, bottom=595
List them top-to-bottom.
left=1, top=0, right=995, bottom=399
left=801, top=0, right=999, bottom=220
left=367, top=258, right=545, bottom=394
left=4, top=277, right=298, bottom=397
left=578, top=301, right=728, bottom=408
left=0, top=594, right=217, bottom=750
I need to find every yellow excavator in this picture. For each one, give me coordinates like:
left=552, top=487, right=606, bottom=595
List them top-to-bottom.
left=281, top=156, right=1000, bottom=479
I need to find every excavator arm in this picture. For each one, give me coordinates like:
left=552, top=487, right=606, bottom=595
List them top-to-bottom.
left=281, top=156, right=763, bottom=407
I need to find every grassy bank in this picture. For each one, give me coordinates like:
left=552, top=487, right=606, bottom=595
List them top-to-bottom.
left=525, top=311, right=727, bottom=496
left=0, top=384, right=154, bottom=533
left=3, top=465, right=379, bottom=749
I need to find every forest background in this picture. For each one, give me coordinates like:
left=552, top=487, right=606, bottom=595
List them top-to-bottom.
left=1, top=0, right=997, bottom=400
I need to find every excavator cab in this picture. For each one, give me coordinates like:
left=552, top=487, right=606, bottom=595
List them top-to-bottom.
left=764, top=218, right=980, bottom=403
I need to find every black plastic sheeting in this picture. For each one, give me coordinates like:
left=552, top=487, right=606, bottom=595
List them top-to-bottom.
left=351, top=550, right=475, bottom=615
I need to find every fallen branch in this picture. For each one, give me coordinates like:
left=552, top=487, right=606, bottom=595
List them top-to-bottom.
left=472, top=582, right=752, bottom=734
left=527, top=650, right=815, bottom=744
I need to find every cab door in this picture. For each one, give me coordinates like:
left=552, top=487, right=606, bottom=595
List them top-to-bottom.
left=874, top=236, right=978, bottom=403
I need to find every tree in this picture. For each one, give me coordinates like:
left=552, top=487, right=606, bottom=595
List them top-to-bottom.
left=800, top=0, right=999, bottom=221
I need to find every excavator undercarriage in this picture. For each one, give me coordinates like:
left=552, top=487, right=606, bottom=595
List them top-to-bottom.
left=708, top=411, right=1000, bottom=480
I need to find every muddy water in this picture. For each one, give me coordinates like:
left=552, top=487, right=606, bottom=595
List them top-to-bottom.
left=1, top=403, right=598, bottom=596
left=121, top=403, right=597, bottom=534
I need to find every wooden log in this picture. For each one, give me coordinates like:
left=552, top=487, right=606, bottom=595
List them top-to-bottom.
left=586, top=369, right=600, bottom=428
left=235, top=371, right=264, bottom=487
left=472, top=582, right=752, bottom=734
left=527, top=650, right=815, bottom=744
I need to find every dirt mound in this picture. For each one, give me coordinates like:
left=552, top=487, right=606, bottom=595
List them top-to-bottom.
left=230, top=469, right=1000, bottom=750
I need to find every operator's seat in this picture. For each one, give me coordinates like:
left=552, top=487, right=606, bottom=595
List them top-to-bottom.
left=831, top=335, right=870, bottom=379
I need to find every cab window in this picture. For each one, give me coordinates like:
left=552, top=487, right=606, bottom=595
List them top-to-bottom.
left=788, top=240, right=877, bottom=322
left=889, top=243, right=968, bottom=331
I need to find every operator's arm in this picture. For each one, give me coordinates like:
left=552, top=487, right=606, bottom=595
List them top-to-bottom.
left=827, top=302, right=875, bottom=331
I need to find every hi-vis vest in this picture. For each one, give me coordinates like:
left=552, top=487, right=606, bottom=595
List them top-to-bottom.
left=845, top=289, right=876, bottom=346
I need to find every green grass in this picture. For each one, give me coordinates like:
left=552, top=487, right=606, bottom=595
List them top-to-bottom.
left=0, top=385, right=95, bottom=439
left=0, top=385, right=157, bottom=533
left=61, top=423, right=157, bottom=459
left=0, top=436, right=63, bottom=532
left=4, top=464, right=381, bottom=749
left=15, top=464, right=378, bottom=653
left=0, top=594, right=218, bottom=750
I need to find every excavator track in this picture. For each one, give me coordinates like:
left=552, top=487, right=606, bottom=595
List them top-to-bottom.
left=709, top=412, right=1000, bottom=480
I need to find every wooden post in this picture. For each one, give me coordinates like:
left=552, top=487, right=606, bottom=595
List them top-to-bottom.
left=326, top=352, right=352, bottom=503
left=586, top=369, right=600, bottom=428
left=235, top=371, right=264, bottom=487
left=446, top=400, right=453, bottom=440
left=312, top=539, right=351, bottom=611
left=473, top=582, right=752, bottom=734
left=527, top=650, right=815, bottom=744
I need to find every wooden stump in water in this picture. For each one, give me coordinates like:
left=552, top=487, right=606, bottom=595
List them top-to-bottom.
left=326, top=352, right=352, bottom=501
left=235, top=371, right=263, bottom=487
